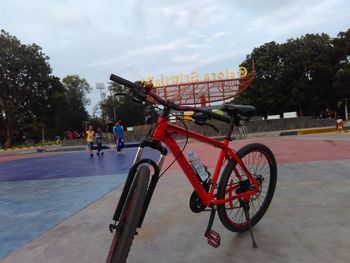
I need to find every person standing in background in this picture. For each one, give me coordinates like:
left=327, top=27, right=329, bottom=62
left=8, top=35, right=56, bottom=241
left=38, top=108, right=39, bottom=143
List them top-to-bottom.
left=335, top=101, right=346, bottom=132
left=107, top=120, right=114, bottom=143
left=113, top=120, right=124, bottom=152
left=86, top=124, right=95, bottom=157
left=96, top=127, right=104, bottom=156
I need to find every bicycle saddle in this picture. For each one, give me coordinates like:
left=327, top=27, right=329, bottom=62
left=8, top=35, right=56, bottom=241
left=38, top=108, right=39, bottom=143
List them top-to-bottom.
left=220, top=103, right=256, bottom=117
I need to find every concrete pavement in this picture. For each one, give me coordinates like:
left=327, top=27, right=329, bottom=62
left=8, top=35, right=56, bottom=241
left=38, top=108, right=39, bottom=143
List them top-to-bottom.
left=1, top=134, right=350, bottom=262
left=0, top=148, right=159, bottom=259
left=2, top=159, right=350, bottom=263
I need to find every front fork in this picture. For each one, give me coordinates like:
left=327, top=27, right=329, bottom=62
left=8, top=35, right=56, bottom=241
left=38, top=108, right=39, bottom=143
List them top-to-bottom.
left=111, top=141, right=167, bottom=228
left=133, top=146, right=166, bottom=169
left=134, top=146, right=166, bottom=227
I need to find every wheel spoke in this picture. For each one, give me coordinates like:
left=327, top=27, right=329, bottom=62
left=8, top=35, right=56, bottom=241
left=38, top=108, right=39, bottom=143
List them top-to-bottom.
left=218, top=144, right=276, bottom=231
left=228, top=200, right=240, bottom=216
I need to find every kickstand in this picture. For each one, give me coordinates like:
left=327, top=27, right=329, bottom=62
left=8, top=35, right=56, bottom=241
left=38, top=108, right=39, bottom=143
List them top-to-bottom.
left=242, top=201, right=258, bottom=248
left=204, top=207, right=221, bottom=248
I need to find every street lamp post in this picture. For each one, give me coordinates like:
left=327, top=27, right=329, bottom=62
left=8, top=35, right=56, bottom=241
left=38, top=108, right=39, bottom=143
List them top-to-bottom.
left=96, top=82, right=105, bottom=121
left=345, top=99, right=349, bottom=120
left=41, top=125, right=45, bottom=142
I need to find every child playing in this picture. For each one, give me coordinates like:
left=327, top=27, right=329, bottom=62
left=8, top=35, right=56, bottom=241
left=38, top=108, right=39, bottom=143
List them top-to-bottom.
left=335, top=101, right=347, bottom=132
left=113, top=120, right=124, bottom=152
left=86, top=124, right=95, bottom=157
left=96, top=127, right=104, bottom=156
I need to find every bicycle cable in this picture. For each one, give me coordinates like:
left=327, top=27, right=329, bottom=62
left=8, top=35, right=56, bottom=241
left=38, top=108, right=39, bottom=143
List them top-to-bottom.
left=144, top=105, right=189, bottom=178
left=159, top=112, right=189, bottom=178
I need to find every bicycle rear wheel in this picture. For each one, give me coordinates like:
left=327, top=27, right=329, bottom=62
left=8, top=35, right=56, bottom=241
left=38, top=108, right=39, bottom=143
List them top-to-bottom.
left=217, top=143, right=277, bottom=232
left=106, top=166, right=150, bottom=263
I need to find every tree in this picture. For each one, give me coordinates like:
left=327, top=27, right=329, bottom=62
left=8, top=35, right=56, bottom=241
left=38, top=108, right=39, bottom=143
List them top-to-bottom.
left=333, top=29, right=350, bottom=99
left=0, top=30, right=56, bottom=147
left=236, top=32, right=343, bottom=117
left=281, top=33, right=338, bottom=115
left=236, top=41, right=285, bottom=117
left=334, top=64, right=350, bottom=98
left=58, top=75, right=91, bottom=132
left=23, top=76, right=66, bottom=140
left=100, top=82, right=149, bottom=127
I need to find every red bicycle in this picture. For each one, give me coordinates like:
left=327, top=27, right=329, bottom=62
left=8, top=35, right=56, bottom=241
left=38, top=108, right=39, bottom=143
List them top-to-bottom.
left=106, top=74, right=277, bottom=263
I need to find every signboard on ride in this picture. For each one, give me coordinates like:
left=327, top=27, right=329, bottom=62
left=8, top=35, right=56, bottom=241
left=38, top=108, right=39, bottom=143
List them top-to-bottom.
left=144, top=67, right=254, bottom=106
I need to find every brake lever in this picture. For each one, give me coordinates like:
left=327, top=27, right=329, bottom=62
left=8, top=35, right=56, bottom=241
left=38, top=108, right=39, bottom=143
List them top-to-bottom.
left=114, top=92, right=128, bottom=97
left=114, top=93, right=144, bottom=104
left=132, top=97, right=144, bottom=104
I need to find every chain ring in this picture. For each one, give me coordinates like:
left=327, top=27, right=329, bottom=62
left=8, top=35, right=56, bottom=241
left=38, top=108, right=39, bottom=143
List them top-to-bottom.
left=189, top=191, right=206, bottom=213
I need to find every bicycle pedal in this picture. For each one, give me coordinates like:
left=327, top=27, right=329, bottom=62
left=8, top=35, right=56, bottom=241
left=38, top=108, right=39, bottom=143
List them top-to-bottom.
left=206, top=230, right=221, bottom=248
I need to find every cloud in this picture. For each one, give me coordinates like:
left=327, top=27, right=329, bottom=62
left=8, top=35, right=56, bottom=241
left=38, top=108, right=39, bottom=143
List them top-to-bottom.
left=0, top=0, right=349, bottom=113
left=134, top=0, right=224, bottom=34
left=247, top=0, right=348, bottom=43
left=206, top=31, right=232, bottom=42
left=126, top=38, right=189, bottom=56
left=193, top=50, right=248, bottom=68
left=171, top=53, right=201, bottom=63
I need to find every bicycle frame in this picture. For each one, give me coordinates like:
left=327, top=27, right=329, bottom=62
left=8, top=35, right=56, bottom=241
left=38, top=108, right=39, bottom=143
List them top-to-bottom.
left=107, top=73, right=278, bottom=263
left=143, top=116, right=260, bottom=207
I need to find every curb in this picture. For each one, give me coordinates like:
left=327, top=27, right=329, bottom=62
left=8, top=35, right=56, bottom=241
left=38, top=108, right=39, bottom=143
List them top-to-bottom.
left=280, top=125, right=350, bottom=136
left=297, top=127, right=336, bottom=135
left=279, top=131, right=298, bottom=136
left=36, top=142, right=141, bottom=153
left=0, top=144, right=60, bottom=152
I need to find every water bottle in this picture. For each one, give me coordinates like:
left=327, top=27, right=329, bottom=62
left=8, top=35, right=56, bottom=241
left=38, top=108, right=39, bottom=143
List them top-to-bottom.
left=188, top=150, right=208, bottom=181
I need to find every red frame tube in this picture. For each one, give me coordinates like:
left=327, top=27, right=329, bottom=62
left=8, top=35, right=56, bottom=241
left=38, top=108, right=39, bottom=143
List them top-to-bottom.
left=152, top=116, right=259, bottom=206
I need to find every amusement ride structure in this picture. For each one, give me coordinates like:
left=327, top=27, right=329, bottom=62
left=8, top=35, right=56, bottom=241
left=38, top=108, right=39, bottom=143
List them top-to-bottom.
left=154, top=68, right=255, bottom=107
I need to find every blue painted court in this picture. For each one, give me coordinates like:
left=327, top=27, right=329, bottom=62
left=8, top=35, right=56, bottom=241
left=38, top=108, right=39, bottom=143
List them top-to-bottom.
left=0, top=148, right=158, bottom=260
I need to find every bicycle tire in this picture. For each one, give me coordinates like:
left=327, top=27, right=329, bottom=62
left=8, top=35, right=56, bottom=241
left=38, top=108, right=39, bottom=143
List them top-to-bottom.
left=217, top=143, right=277, bottom=232
left=107, top=166, right=150, bottom=263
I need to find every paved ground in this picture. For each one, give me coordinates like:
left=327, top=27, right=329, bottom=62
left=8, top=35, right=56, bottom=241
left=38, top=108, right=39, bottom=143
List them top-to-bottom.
left=1, top=133, right=350, bottom=262
left=0, top=148, right=159, bottom=260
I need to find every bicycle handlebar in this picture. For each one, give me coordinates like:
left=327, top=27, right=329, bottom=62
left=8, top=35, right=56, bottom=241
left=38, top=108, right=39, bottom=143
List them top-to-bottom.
left=109, top=74, right=231, bottom=123
left=110, top=74, right=147, bottom=101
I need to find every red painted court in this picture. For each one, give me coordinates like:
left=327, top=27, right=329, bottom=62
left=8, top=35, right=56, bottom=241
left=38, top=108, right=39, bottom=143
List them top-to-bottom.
left=2, top=136, right=350, bottom=168
left=164, top=137, right=350, bottom=171
left=0, top=153, right=48, bottom=164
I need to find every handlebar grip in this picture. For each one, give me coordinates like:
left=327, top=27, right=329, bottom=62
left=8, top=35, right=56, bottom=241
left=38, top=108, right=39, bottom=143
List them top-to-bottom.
left=110, top=74, right=146, bottom=99
left=110, top=74, right=140, bottom=90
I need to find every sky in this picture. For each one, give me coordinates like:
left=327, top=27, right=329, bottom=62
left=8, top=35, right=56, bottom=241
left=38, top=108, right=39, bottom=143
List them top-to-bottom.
left=1, top=0, right=349, bottom=113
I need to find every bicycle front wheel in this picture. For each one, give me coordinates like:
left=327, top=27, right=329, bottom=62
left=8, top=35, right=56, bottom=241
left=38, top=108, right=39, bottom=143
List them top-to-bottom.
left=217, top=143, right=277, bottom=232
left=106, top=166, right=150, bottom=263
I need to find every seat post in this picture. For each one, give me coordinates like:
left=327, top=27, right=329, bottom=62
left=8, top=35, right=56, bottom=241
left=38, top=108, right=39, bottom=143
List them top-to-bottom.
left=225, top=117, right=235, bottom=140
